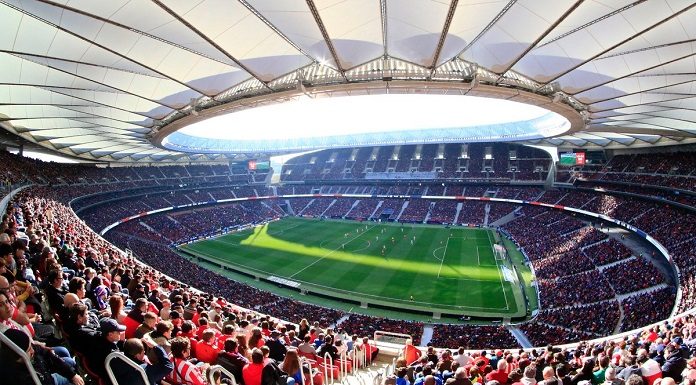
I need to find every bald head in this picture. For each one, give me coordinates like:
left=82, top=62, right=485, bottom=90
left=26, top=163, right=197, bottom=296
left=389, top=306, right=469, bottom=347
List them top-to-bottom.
left=64, top=293, right=80, bottom=308
left=424, top=375, right=436, bottom=385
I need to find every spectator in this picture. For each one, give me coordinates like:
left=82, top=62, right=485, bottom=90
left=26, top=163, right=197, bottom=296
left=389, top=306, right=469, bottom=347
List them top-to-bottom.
left=1, top=328, right=84, bottom=385
left=166, top=336, right=208, bottom=385
left=110, top=338, right=173, bottom=385
left=217, top=338, right=249, bottom=385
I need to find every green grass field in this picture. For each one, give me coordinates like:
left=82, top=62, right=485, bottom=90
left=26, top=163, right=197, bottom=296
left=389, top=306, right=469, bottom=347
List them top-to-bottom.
left=180, top=217, right=525, bottom=317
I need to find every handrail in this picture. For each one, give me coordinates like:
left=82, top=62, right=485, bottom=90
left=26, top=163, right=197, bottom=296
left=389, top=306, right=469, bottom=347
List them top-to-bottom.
left=0, top=331, right=42, bottom=385
left=337, top=350, right=349, bottom=380
left=105, top=351, right=150, bottom=385
left=323, top=352, right=335, bottom=385
left=299, top=357, right=308, bottom=385
left=208, top=364, right=237, bottom=385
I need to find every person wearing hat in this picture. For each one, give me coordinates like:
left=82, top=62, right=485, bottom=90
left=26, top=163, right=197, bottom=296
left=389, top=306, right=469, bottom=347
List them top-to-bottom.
left=88, top=318, right=126, bottom=383
left=0, top=328, right=84, bottom=385
left=266, top=329, right=288, bottom=362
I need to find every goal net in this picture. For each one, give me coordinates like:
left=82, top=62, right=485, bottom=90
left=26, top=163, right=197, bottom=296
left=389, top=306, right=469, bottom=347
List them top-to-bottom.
left=493, top=244, right=507, bottom=261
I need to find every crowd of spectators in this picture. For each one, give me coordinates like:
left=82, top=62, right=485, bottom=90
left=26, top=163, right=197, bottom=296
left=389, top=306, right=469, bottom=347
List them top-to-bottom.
left=3, top=150, right=696, bottom=385
left=583, top=240, right=633, bottom=266
left=604, top=258, right=665, bottom=295
left=537, top=270, right=616, bottom=309
left=620, top=287, right=677, bottom=332
left=533, top=300, right=621, bottom=336
left=519, top=322, right=597, bottom=346
left=428, top=325, right=519, bottom=350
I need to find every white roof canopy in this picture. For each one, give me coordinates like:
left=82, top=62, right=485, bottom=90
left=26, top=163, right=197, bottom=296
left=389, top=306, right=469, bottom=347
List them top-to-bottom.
left=0, top=0, right=695, bottom=162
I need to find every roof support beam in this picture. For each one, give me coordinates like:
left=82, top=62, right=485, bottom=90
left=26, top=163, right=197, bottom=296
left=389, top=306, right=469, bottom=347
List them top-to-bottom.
left=34, top=0, right=231, bottom=66
left=150, top=0, right=273, bottom=91
left=305, top=0, right=348, bottom=81
left=380, top=0, right=388, bottom=57
left=430, top=0, right=459, bottom=72
left=454, top=0, right=517, bottom=59
left=494, top=0, right=584, bottom=82
left=541, top=2, right=696, bottom=86
left=0, top=51, right=179, bottom=111
left=571, top=51, right=696, bottom=95
left=583, top=78, right=696, bottom=105
left=590, top=95, right=696, bottom=113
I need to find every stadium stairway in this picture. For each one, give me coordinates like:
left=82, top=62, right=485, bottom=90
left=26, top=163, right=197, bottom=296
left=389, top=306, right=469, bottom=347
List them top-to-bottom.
left=395, top=201, right=409, bottom=221
left=453, top=203, right=463, bottom=223
left=488, top=210, right=517, bottom=227
left=419, top=325, right=434, bottom=346
left=509, top=326, right=533, bottom=348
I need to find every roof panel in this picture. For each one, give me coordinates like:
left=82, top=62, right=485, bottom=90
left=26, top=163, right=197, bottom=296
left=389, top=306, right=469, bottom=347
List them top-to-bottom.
left=246, top=0, right=335, bottom=66
left=315, top=0, right=384, bottom=69
left=386, top=0, right=450, bottom=67
left=463, top=0, right=577, bottom=73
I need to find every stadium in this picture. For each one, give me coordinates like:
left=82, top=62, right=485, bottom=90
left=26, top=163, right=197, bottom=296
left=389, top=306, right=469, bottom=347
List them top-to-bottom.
left=0, top=1, right=695, bottom=385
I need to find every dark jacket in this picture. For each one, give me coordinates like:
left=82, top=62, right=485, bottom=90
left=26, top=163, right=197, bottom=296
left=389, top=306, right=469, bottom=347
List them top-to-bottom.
left=265, top=337, right=288, bottom=362
left=0, top=343, right=77, bottom=385
left=110, top=345, right=174, bottom=385
left=217, top=350, right=250, bottom=385
left=661, top=350, right=686, bottom=382
left=262, top=359, right=288, bottom=385
left=617, top=365, right=641, bottom=381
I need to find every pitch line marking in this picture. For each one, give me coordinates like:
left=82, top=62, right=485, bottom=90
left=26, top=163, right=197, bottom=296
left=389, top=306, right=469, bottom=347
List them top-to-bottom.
left=288, top=223, right=379, bottom=279
left=436, top=237, right=450, bottom=278
left=432, top=246, right=445, bottom=261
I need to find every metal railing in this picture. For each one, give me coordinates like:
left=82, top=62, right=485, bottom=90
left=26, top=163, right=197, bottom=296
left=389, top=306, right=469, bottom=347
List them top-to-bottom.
left=0, top=332, right=41, bottom=385
left=105, top=351, right=150, bottom=385
left=322, top=352, right=335, bottom=385
left=208, top=364, right=238, bottom=385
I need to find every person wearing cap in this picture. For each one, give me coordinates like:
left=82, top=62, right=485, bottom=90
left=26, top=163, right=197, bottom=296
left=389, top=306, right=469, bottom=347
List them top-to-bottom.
left=89, top=318, right=126, bottom=383
left=0, top=328, right=85, bottom=385
left=266, top=329, right=288, bottom=362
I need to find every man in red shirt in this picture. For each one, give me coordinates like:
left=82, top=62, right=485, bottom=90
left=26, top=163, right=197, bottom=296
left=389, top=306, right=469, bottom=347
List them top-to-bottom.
left=196, top=329, right=220, bottom=364
left=243, top=348, right=266, bottom=385
left=486, top=360, right=510, bottom=384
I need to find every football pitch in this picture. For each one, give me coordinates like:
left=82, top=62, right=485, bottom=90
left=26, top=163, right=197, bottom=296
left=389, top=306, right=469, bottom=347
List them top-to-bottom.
left=180, top=217, right=525, bottom=318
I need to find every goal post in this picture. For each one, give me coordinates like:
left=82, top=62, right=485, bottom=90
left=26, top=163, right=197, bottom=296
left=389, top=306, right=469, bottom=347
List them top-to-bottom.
left=493, top=243, right=507, bottom=261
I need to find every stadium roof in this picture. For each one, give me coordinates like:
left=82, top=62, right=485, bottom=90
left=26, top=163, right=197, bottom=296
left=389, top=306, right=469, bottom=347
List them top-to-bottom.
left=1, top=0, right=695, bottom=163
